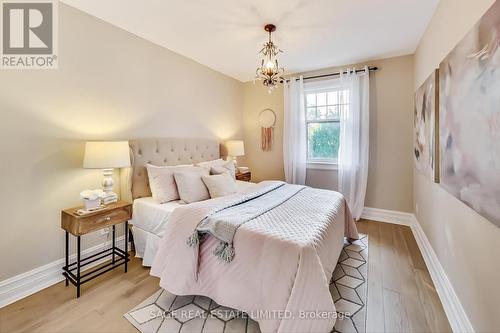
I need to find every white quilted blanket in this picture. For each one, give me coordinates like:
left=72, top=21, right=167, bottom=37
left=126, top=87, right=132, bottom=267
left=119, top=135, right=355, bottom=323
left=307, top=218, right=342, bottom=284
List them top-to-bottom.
left=150, top=182, right=359, bottom=333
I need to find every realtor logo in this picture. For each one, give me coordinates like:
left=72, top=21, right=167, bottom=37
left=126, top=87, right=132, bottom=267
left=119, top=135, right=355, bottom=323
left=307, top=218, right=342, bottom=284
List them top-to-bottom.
left=1, top=0, right=58, bottom=69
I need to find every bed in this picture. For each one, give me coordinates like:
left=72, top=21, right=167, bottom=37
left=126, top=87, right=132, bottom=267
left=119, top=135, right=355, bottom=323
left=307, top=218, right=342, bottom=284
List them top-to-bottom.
left=120, top=138, right=255, bottom=266
left=121, top=138, right=359, bottom=333
left=130, top=181, right=255, bottom=266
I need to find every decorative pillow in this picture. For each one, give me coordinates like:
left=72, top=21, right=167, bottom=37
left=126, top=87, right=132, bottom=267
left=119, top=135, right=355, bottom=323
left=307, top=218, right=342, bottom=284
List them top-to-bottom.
left=197, top=159, right=236, bottom=178
left=220, top=161, right=236, bottom=178
left=146, top=164, right=191, bottom=203
left=210, top=166, right=231, bottom=176
left=173, top=167, right=210, bottom=203
left=201, top=174, right=238, bottom=198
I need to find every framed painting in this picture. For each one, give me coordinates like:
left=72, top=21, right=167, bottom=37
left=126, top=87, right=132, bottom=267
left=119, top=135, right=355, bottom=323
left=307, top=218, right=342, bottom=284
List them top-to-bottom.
left=439, top=0, right=500, bottom=227
left=414, top=69, right=439, bottom=183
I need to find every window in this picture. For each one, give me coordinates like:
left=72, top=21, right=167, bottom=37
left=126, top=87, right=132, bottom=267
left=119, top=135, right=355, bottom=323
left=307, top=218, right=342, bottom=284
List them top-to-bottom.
left=305, top=88, right=349, bottom=164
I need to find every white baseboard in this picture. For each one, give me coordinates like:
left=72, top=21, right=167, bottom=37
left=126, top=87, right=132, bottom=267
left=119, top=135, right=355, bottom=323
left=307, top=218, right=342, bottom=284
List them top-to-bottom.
left=361, top=206, right=474, bottom=333
left=361, top=206, right=413, bottom=226
left=410, top=216, right=474, bottom=333
left=0, top=236, right=130, bottom=308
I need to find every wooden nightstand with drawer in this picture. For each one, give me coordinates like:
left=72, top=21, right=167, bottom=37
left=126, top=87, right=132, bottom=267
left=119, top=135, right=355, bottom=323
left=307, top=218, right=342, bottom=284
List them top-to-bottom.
left=235, top=171, right=251, bottom=182
left=61, top=201, right=132, bottom=297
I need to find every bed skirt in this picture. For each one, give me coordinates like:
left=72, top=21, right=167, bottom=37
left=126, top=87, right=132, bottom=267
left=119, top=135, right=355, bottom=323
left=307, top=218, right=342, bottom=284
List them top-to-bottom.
left=131, top=225, right=161, bottom=267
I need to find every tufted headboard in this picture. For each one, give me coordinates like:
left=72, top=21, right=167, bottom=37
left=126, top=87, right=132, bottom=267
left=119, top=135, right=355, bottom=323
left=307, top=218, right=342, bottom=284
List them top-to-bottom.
left=120, top=138, right=221, bottom=202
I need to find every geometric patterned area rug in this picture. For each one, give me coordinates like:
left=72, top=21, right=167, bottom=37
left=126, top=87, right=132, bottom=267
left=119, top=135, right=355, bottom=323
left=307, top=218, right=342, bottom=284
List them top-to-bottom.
left=331, top=233, right=368, bottom=333
left=124, top=234, right=368, bottom=333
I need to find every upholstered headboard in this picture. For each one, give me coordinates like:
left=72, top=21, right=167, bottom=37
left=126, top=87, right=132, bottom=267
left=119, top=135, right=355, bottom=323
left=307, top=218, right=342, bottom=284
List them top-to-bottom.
left=120, top=138, right=220, bottom=202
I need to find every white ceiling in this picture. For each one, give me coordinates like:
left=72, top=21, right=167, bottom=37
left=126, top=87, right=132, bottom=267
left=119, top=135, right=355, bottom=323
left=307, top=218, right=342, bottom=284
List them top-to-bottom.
left=61, top=0, right=439, bottom=82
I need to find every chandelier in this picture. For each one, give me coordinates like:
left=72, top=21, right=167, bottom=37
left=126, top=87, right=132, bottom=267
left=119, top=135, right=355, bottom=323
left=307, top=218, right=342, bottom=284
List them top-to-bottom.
left=255, top=24, right=285, bottom=91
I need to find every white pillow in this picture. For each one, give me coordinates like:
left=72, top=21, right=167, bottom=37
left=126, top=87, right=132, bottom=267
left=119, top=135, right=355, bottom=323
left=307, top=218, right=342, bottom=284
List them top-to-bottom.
left=197, top=158, right=225, bottom=168
left=197, top=159, right=236, bottom=178
left=146, top=164, right=191, bottom=203
left=210, top=166, right=230, bottom=176
left=173, top=167, right=210, bottom=203
left=201, top=174, right=238, bottom=198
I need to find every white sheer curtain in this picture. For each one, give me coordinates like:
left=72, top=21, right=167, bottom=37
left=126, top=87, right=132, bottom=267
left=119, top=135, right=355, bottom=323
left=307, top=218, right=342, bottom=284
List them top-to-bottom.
left=338, top=67, right=370, bottom=220
left=283, top=76, right=307, bottom=185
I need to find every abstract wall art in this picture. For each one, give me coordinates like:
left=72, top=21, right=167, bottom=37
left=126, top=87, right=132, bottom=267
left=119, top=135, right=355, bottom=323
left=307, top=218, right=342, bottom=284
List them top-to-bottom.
left=439, top=0, right=500, bottom=227
left=414, top=69, right=439, bottom=182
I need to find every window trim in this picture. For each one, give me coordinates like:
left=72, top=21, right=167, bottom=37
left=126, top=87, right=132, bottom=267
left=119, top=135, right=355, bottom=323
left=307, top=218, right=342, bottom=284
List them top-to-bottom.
left=304, top=83, right=345, bottom=166
left=307, top=160, right=338, bottom=171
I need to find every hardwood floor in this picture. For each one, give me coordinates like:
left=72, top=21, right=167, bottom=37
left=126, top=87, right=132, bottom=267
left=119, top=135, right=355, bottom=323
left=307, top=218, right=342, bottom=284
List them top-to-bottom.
left=0, top=220, right=452, bottom=333
left=357, top=220, right=452, bottom=333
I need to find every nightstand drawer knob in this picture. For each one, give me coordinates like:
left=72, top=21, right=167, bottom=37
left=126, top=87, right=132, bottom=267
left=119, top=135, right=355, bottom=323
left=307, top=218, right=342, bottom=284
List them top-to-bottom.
left=104, top=217, right=111, bottom=221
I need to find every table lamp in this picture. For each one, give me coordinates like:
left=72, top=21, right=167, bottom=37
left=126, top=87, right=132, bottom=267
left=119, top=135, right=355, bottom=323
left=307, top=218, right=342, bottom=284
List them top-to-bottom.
left=226, top=140, right=245, bottom=166
left=83, top=141, right=130, bottom=204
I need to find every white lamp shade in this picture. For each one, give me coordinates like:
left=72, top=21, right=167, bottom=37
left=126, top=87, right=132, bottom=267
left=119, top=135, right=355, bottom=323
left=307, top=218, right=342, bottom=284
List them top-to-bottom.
left=226, top=140, right=245, bottom=157
left=83, top=141, right=131, bottom=169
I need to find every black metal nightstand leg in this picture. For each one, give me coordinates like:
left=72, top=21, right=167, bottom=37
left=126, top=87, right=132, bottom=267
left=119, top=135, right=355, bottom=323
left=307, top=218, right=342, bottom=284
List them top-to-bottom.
left=124, top=221, right=128, bottom=273
left=112, top=225, right=116, bottom=265
left=65, top=231, right=69, bottom=286
left=77, top=236, right=81, bottom=298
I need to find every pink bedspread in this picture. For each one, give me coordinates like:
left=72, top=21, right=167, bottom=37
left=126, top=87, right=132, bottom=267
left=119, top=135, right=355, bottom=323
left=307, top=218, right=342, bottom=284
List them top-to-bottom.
left=150, top=183, right=358, bottom=332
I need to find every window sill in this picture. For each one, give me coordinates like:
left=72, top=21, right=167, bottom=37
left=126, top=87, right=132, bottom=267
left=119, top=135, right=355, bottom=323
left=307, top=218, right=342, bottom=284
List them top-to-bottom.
left=306, top=162, right=338, bottom=171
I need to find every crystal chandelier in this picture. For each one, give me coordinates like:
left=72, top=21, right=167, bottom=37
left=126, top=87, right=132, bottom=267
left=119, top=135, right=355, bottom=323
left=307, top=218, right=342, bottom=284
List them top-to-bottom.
left=255, top=24, right=285, bottom=91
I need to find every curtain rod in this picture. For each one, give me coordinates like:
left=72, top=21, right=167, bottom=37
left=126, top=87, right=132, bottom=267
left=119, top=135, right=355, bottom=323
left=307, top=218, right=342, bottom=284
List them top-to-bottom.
left=288, top=66, right=379, bottom=82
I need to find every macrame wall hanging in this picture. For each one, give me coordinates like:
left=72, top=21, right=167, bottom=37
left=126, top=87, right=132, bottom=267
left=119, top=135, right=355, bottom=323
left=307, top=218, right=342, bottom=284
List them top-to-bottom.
left=258, top=109, right=276, bottom=151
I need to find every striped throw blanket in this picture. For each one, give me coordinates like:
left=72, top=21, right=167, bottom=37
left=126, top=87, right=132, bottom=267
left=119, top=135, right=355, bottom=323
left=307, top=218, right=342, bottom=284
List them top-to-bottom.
left=187, top=181, right=306, bottom=262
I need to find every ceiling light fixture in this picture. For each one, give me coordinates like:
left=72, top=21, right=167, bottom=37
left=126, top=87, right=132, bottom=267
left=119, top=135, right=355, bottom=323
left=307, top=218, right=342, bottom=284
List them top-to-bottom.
left=255, top=24, right=285, bottom=92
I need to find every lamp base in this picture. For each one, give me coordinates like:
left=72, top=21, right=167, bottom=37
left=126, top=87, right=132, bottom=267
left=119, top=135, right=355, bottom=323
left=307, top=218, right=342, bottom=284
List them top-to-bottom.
left=226, top=156, right=238, bottom=167
left=101, top=168, right=118, bottom=204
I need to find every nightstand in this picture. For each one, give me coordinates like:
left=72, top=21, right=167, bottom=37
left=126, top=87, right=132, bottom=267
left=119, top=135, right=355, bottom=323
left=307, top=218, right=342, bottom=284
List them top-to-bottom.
left=236, top=171, right=251, bottom=182
left=61, top=201, right=132, bottom=297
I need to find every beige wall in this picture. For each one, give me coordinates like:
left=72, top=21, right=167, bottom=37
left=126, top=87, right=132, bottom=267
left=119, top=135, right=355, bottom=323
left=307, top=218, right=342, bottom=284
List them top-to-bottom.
left=413, top=0, right=499, bottom=331
left=0, top=4, right=244, bottom=281
left=243, top=55, right=414, bottom=212
left=242, top=84, right=285, bottom=182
